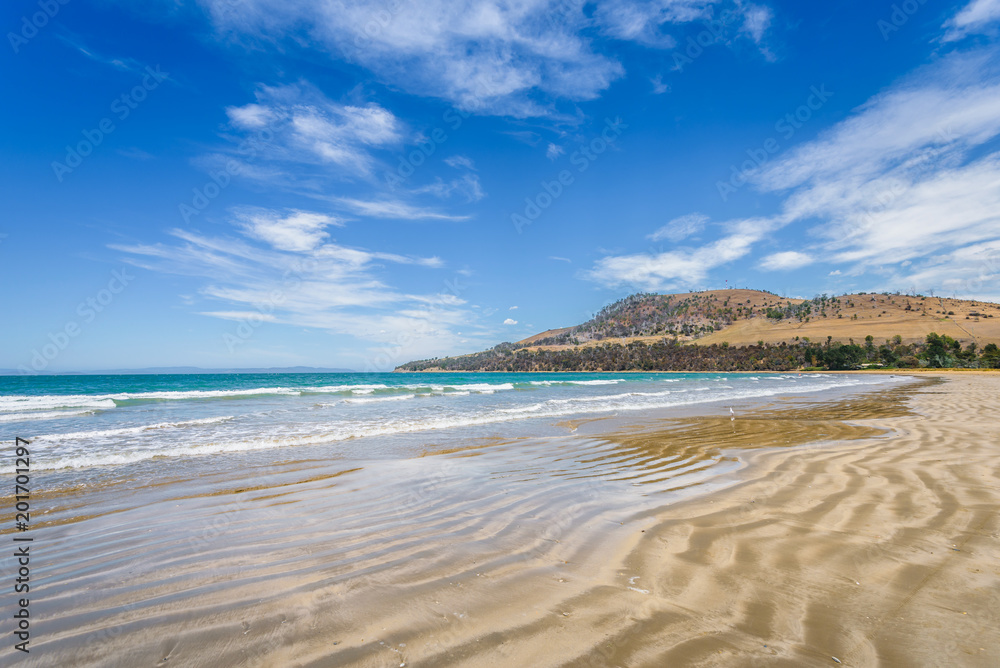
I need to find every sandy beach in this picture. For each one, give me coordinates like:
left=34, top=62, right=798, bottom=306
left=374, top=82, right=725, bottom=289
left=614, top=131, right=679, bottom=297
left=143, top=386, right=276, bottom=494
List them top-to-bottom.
left=7, top=373, right=999, bottom=667
left=588, top=374, right=1000, bottom=667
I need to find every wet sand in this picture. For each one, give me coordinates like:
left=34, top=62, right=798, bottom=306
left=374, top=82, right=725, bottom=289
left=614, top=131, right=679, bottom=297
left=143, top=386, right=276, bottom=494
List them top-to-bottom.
left=6, top=374, right=1000, bottom=666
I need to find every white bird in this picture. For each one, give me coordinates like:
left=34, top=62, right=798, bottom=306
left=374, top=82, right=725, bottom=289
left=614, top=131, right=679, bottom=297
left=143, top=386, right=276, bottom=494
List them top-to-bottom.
left=729, top=407, right=735, bottom=422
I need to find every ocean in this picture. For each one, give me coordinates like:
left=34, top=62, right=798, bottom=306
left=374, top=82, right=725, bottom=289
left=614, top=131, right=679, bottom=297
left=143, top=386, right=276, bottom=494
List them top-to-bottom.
left=2, top=371, right=909, bottom=478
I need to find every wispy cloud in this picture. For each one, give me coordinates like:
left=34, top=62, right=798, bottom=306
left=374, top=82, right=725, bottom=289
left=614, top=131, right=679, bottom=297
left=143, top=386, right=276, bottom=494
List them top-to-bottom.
left=943, top=0, right=1000, bottom=42
left=738, top=3, right=773, bottom=46
left=59, top=33, right=145, bottom=72
left=586, top=46, right=1000, bottom=300
left=758, top=49, right=1000, bottom=290
left=650, top=74, right=670, bottom=94
left=202, top=82, right=483, bottom=225
left=225, top=82, right=402, bottom=177
left=117, top=147, right=154, bottom=160
left=444, top=155, right=476, bottom=170
left=410, top=174, right=486, bottom=203
left=335, top=197, right=471, bottom=221
left=110, top=208, right=485, bottom=358
left=234, top=208, right=342, bottom=252
left=647, top=213, right=708, bottom=242
left=588, top=217, right=774, bottom=291
left=759, top=250, right=813, bottom=271
left=199, top=311, right=278, bottom=322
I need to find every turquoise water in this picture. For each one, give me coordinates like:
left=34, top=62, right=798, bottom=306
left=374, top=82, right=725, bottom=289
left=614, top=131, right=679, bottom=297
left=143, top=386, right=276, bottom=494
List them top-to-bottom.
left=1, top=371, right=908, bottom=472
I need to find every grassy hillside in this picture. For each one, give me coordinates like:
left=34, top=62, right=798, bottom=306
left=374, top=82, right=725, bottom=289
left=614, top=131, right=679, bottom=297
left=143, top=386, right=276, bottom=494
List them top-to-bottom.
left=397, top=289, right=1000, bottom=372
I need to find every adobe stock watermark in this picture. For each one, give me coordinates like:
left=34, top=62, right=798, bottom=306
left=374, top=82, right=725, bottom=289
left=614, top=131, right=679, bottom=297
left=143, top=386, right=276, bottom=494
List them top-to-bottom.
left=7, top=0, right=70, bottom=54
left=347, top=0, right=408, bottom=59
left=877, top=0, right=929, bottom=41
left=670, top=10, right=740, bottom=73
left=51, top=66, right=169, bottom=182
left=384, top=68, right=509, bottom=191
left=716, top=84, right=833, bottom=201
left=384, top=107, right=473, bottom=190
left=511, top=117, right=627, bottom=233
left=178, top=121, right=277, bottom=223
left=956, top=249, right=1000, bottom=296
left=222, top=258, right=316, bottom=352
left=18, top=268, right=134, bottom=373
left=363, top=273, right=469, bottom=371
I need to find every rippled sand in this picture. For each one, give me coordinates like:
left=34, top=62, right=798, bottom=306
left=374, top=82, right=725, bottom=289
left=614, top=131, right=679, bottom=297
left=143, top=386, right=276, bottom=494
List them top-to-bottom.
left=6, top=374, right=1000, bottom=666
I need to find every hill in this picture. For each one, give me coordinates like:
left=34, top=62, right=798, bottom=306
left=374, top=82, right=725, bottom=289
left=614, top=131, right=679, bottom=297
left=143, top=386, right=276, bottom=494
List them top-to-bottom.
left=396, top=289, right=1000, bottom=372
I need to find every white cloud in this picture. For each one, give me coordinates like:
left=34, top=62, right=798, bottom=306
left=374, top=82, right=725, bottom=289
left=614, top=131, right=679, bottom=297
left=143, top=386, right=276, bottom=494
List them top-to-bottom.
left=197, top=0, right=776, bottom=116
left=595, top=0, right=715, bottom=46
left=943, top=0, right=1000, bottom=41
left=739, top=3, right=773, bottom=45
left=59, top=34, right=148, bottom=74
left=650, top=74, right=670, bottom=94
left=224, top=82, right=402, bottom=176
left=217, top=83, right=482, bottom=221
left=546, top=143, right=565, bottom=160
left=444, top=155, right=476, bottom=170
left=410, top=174, right=486, bottom=202
left=335, top=197, right=471, bottom=221
left=235, top=208, right=342, bottom=252
left=647, top=213, right=708, bottom=242
left=588, top=218, right=773, bottom=290
left=887, top=240, right=1000, bottom=299
left=759, top=251, right=813, bottom=271
left=829, top=269, right=842, bottom=276
left=509, top=305, right=518, bottom=310
left=199, top=311, right=278, bottom=322
left=503, top=318, right=518, bottom=325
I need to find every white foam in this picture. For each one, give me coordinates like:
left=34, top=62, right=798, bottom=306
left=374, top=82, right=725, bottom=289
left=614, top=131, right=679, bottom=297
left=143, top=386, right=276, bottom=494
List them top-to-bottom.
left=529, top=379, right=625, bottom=386
left=431, top=383, right=515, bottom=392
left=304, top=384, right=388, bottom=393
left=119, top=387, right=302, bottom=400
left=0, top=395, right=117, bottom=412
left=342, top=395, right=416, bottom=405
left=0, top=410, right=95, bottom=423
left=32, top=416, right=235, bottom=441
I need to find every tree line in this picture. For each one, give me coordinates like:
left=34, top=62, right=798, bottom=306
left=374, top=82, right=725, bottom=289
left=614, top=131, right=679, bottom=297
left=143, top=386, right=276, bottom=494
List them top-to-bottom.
left=397, top=334, right=1000, bottom=372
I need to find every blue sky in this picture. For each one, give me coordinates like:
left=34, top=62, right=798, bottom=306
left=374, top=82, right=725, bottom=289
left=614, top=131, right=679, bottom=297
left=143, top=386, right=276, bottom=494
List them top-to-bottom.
left=3, top=0, right=1000, bottom=371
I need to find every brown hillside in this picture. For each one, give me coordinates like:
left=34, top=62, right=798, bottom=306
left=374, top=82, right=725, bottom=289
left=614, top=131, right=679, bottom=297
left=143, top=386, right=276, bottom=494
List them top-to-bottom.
left=518, top=290, right=1000, bottom=352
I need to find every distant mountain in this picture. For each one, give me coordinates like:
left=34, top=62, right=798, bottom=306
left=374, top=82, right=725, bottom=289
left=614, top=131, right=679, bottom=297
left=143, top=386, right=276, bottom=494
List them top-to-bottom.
left=397, top=289, right=1000, bottom=372
left=1, top=366, right=357, bottom=376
